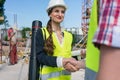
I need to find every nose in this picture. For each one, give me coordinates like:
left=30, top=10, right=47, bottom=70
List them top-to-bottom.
left=58, top=11, right=64, bottom=16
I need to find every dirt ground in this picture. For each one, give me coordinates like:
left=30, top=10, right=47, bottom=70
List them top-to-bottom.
left=1, top=45, right=30, bottom=60
left=0, top=46, right=85, bottom=80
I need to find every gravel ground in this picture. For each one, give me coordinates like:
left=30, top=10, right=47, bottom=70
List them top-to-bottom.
left=72, top=69, right=85, bottom=80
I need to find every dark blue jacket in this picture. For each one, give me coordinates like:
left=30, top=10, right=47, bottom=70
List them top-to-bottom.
left=36, top=29, right=57, bottom=67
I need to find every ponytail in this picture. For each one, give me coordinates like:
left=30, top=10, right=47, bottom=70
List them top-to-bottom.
left=44, top=19, right=55, bottom=55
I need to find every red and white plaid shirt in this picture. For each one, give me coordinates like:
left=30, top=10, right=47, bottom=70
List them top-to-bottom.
left=93, top=0, right=120, bottom=48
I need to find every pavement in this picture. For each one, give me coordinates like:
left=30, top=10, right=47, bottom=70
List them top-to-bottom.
left=0, top=56, right=85, bottom=80
left=0, top=58, right=29, bottom=80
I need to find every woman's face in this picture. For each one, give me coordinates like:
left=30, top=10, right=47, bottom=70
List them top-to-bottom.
left=49, top=6, right=65, bottom=24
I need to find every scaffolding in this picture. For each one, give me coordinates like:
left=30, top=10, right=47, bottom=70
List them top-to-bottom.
left=72, top=0, right=93, bottom=57
left=80, top=0, right=93, bottom=46
left=81, top=0, right=93, bottom=34
left=0, top=32, right=3, bottom=64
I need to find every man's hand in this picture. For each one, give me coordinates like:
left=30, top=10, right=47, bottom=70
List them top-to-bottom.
left=80, top=49, right=86, bottom=59
left=62, top=58, right=81, bottom=72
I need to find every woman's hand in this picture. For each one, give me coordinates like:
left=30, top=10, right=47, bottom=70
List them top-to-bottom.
left=62, top=58, right=80, bottom=72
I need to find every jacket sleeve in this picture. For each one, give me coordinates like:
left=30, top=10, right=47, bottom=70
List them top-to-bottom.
left=36, top=29, right=57, bottom=67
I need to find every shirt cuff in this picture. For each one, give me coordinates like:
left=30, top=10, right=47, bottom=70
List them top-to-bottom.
left=72, top=50, right=81, bottom=56
left=57, top=57, right=63, bottom=67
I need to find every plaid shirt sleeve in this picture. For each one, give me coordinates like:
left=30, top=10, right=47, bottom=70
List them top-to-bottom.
left=93, top=0, right=120, bottom=48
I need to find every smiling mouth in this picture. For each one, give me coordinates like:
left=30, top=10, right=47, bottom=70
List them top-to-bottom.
left=56, top=16, right=62, bottom=20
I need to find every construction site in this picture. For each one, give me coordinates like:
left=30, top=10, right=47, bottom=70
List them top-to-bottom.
left=0, top=0, right=93, bottom=80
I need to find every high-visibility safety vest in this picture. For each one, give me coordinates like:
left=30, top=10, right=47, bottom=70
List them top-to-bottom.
left=85, top=0, right=100, bottom=80
left=40, top=27, right=73, bottom=80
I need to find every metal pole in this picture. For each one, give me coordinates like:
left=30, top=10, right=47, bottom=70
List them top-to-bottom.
left=28, top=20, right=42, bottom=80
left=0, top=33, right=2, bottom=64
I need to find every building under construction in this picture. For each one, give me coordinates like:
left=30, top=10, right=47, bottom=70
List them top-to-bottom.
left=77, top=0, right=93, bottom=48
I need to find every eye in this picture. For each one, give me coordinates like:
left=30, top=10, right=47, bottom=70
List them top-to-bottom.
left=54, top=10, right=65, bottom=14
left=55, top=10, right=59, bottom=13
left=61, top=10, right=65, bottom=14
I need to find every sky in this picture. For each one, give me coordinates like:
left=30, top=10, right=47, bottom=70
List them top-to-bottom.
left=4, top=0, right=84, bottom=29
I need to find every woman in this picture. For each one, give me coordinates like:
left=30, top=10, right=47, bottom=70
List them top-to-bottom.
left=36, top=0, right=82, bottom=80
left=8, top=27, right=17, bottom=65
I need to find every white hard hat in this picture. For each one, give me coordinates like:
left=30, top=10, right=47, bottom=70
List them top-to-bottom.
left=47, top=0, right=67, bottom=13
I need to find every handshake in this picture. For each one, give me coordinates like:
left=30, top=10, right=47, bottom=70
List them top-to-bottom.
left=62, top=49, right=86, bottom=72
left=62, top=58, right=85, bottom=72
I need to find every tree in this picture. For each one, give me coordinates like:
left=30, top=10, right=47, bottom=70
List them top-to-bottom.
left=0, top=0, right=6, bottom=24
left=21, top=27, right=31, bottom=39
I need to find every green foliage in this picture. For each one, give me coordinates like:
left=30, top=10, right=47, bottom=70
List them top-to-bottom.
left=0, top=0, right=6, bottom=25
left=0, top=0, right=6, bottom=5
left=0, top=8, right=4, bottom=16
left=21, top=27, right=31, bottom=38
left=4, top=34, right=8, bottom=41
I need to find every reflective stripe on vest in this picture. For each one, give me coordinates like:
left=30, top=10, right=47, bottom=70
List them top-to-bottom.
left=40, top=27, right=72, bottom=80
left=40, top=67, right=71, bottom=80
left=85, top=67, right=97, bottom=80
